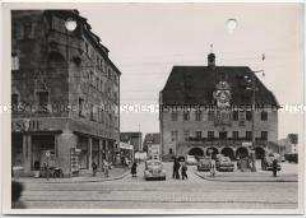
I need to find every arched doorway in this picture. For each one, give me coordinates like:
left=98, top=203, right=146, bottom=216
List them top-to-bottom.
left=188, top=147, right=204, bottom=157
left=206, top=147, right=219, bottom=159
left=221, top=147, right=235, bottom=160
left=236, top=147, right=249, bottom=159
left=255, top=147, right=265, bottom=159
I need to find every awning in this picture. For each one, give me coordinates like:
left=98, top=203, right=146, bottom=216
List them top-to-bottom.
left=119, top=142, right=134, bottom=150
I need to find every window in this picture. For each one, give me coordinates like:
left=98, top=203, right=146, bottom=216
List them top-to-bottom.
left=11, top=54, right=19, bottom=71
left=37, top=91, right=49, bottom=113
left=12, top=94, right=19, bottom=112
left=79, top=98, right=85, bottom=117
left=90, top=104, right=95, bottom=121
left=183, top=111, right=190, bottom=121
left=195, top=111, right=202, bottom=121
left=208, top=111, right=214, bottom=121
left=232, top=111, right=239, bottom=121
left=246, top=111, right=252, bottom=121
left=261, top=111, right=268, bottom=121
left=171, top=112, right=178, bottom=121
left=171, top=130, right=178, bottom=141
left=184, top=130, right=190, bottom=140
left=196, top=131, right=202, bottom=139
left=208, top=131, right=214, bottom=139
left=219, top=131, right=227, bottom=140
left=232, top=131, right=239, bottom=139
left=246, top=131, right=252, bottom=140
left=261, top=131, right=268, bottom=140
left=169, top=148, right=173, bottom=154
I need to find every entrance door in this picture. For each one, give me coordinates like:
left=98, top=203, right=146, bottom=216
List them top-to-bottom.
left=32, top=135, right=55, bottom=169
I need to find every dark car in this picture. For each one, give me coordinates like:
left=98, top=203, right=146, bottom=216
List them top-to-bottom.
left=262, top=154, right=281, bottom=171
left=216, top=156, right=234, bottom=172
left=197, top=157, right=211, bottom=172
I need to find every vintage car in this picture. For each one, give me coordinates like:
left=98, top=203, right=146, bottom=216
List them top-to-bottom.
left=262, top=153, right=282, bottom=171
left=186, top=155, right=198, bottom=165
left=216, top=156, right=234, bottom=172
left=197, top=157, right=211, bottom=172
left=144, top=160, right=166, bottom=180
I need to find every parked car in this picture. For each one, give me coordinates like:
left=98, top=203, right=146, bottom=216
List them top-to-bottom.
left=262, top=153, right=281, bottom=171
left=186, top=155, right=198, bottom=165
left=216, top=156, right=234, bottom=172
left=197, top=157, right=211, bottom=172
left=144, top=160, right=166, bottom=180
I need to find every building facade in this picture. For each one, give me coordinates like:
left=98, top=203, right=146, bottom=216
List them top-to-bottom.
left=11, top=10, right=121, bottom=176
left=159, top=53, right=280, bottom=160
left=120, top=132, right=142, bottom=152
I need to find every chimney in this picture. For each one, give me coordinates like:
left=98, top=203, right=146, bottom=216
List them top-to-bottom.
left=207, top=53, right=216, bottom=67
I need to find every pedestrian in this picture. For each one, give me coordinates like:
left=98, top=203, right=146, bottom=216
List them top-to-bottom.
left=172, top=158, right=177, bottom=179
left=209, top=158, right=216, bottom=177
left=272, top=158, right=278, bottom=177
left=175, top=159, right=181, bottom=179
left=103, top=160, right=109, bottom=177
left=181, top=161, right=188, bottom=180
left=92, top=162, right=98, bottom=177
left=131, top=162, right=137, bottom=177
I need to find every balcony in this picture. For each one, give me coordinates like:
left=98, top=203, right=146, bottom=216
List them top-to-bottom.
left=187, top=137, right=268, bottom=143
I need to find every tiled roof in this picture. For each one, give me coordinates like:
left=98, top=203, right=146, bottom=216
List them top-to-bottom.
left=161, top=66, right=280, bottom=107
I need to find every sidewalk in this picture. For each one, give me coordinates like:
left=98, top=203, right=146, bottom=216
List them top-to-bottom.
left=17, top=166, right=130, bottom=183
left=195, top=170, right=298, bottom=182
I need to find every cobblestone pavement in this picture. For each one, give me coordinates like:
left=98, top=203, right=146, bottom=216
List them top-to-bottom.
left=18, top=162, right=299, bottom=210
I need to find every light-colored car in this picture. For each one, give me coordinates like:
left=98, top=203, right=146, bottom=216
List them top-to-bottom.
left=186, top=155, right=198, bottom=165
left=216, top=156, right=234, bottom=172
left=197, top=157, right=211, bottom=172
left=144, top=160, right=166, bottom=180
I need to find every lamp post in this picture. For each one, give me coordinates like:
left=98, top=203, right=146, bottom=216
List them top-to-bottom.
left=245, top=70, right=265, bottom=172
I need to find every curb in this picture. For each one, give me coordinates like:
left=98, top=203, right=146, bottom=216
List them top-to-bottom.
left=18, top=169, right=130, bottom=184
left=194, top=172, right=298, bottom=183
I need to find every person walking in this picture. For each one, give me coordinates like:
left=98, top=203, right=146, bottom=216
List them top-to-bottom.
left=172, top=158, right=177, bottom=179
left=209, top=158, right=216, bottom=177
left=272, top=158, right=278, bottom=177
left=175, top=159, right=181, bottom=179
left=103, top=160, right=109, bottom=177
left=181, top=161, right=188, bottom=180
left=92, top=162, right=98, bottom=177
left=131, top=162, right=137, bottom=177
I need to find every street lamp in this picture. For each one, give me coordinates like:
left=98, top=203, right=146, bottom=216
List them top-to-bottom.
left=244, top=70, right=265, bottom=172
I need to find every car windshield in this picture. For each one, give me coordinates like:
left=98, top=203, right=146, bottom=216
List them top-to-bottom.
left=147, top=162, right=161, bottom=167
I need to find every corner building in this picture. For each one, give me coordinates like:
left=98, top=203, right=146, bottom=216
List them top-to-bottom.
left=11, top=10, right=121, bottom=176
left=159, top=53, right=280, bottom=160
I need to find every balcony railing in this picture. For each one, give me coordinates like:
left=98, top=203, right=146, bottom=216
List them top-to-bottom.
left=187, top=137, right=267, bottom=142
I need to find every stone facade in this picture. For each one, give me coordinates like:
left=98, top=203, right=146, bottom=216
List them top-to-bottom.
left=11, top=10, right=121, bottom=176
left=159, top=53, right=279, bottom=160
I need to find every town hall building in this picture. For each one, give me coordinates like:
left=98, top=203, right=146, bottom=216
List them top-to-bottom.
left=159, top=53, right=280, bottom=160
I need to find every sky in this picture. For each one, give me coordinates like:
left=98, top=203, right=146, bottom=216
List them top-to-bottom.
left=79, top=3, right=304, bottom=141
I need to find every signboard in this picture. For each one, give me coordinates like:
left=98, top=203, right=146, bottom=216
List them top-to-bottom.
left=242, top=142, right=252, bottom=147
left=70, top=148, right=80, bottom=175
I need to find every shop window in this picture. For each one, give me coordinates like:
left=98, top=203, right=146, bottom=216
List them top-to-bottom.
left=261, top=111, right=268, bottom=121
left=171, top=112, right=178, bottom=121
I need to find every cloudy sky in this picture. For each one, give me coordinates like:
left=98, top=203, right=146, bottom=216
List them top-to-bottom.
left=79, top=3, right=303, bottom=141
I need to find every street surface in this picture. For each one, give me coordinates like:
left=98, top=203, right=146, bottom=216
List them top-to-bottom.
left=18, top=162, right=298, bottom=209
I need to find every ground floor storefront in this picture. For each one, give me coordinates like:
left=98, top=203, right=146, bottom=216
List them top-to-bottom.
left=12, top=131, right=118, bottom=177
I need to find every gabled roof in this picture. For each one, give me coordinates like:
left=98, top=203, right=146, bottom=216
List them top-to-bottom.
left=161, top=66, right=280, bottom=108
